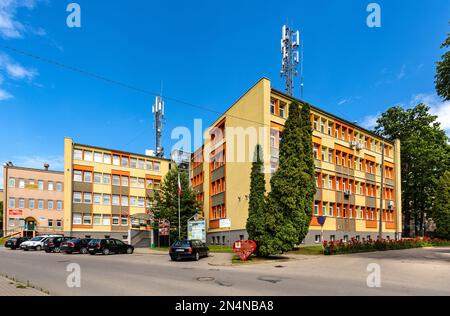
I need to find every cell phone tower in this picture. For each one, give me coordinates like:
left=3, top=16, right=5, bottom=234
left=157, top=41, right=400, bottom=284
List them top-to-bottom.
left=280, top=25, right=302, bottom=97
left=152, top=95, right=165, bottom=158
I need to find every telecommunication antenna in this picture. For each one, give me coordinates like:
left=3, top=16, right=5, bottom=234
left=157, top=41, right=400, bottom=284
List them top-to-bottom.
left=280, top=25, right=302, bottom=97
left=152, top=95, right=165, bottom=158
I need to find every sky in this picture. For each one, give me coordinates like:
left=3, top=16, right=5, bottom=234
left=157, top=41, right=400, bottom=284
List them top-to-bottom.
left=0, top=0, right=449, bottom=188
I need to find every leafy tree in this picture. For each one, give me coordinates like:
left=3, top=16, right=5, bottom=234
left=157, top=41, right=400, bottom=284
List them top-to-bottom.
left=435, top=22, right=450, bottom=101
left=262, top=101, right=315, bottom=255
left=374, top=104, right=450, bottom=236
left=246, top=145, right=268, bottom=254
left=153, top=167, right=200, bottom=242
left=433, top=171, right=450, bottom=239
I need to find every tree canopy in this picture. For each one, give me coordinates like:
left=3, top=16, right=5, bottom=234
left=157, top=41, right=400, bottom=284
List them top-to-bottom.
left=435, top=22, right=450, bottom=101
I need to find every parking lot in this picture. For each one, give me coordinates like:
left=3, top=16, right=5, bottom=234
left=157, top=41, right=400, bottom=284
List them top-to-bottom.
left=1, top=246, right=450, bottom=296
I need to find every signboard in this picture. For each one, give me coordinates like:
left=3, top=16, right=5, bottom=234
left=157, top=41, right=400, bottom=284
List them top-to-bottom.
left=25, top=183, right=38, bottom=190
left=9, top=210, right=23, bottom=216
left=317, top=216, right=327, bottom=226
left=219, top=218, right=231, bottom=229
left=159, top=220, right=170, bottom=236
left=188, top=220, right=206, bottom=242
left=233, top=240, right=257, bottom=261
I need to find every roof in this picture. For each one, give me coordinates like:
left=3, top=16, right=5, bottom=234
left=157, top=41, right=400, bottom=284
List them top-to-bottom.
left=3, top=165, right=63, bottom=175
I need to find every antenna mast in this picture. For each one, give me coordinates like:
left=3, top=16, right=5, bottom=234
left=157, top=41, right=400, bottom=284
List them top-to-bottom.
left=280, top=25, right=302, bottom=97
left=152, top=95, right=165, bottom=158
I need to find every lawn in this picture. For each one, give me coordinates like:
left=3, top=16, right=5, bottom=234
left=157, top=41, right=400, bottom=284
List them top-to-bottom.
left=152, top=245, right=234, bottom=253
left=288, top=245, right=324, bottom=255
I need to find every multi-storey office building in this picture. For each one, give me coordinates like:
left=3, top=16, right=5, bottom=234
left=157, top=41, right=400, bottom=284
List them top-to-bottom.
left=191, top=78, right=402, bottom=245
left=63, top=138, right=172, bottom=241
left=2, top=164, right=64, bottom=238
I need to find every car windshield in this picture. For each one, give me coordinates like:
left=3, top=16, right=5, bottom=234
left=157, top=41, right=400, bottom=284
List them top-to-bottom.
left=31, top=237, right=44, bottom=241
left=88, top=239, right=101, bottom=246
left=173, top=240, right=190, bottom=247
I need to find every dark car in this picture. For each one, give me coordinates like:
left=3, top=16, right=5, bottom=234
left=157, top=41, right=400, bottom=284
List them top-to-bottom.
left=5, top=237, right=29, bottom=250
left=43, top=237, right=74, bottom=253
left=60, top=238, right=92, bottom=254
left=87, top=238, right=134, bottom=255
left=169, top=240, right=209, bottom=261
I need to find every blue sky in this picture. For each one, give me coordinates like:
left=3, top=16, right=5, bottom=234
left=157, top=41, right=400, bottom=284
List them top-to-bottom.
left=0, top=0, right=449, bottom=188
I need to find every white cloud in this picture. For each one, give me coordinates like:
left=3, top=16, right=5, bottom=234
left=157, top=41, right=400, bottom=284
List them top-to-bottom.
left=0, top=0, right=41, bottom=39
left=5, top=61, right=37, bottom=80
left=396, top=64, right=406, bottom=80
left=0, top=88, right=13, bottom=100
left=411, top=93, right=450, bottom=132
left=338, top=99, right=350, bottom=106
left=360, top=113, right=381, bottom=130
left=11, top=155, right=64, bottom=170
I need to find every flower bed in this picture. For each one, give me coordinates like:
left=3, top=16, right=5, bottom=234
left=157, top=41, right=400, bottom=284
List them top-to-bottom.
left=323, top=237, right=450, bottom=255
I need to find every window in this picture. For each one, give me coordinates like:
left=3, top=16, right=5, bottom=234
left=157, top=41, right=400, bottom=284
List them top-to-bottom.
left=270, top=99, right=275, bottom=114
left=279, top=104, right=285, bottom=117
left=313, top=118, right=318, bottom=130
left=320, top=120, right=325, bottom=133
left=328, top=124, right=332, bottom=135
left=313, top=146, right=318, bottom=159
left=321, top=148, right=326, bottom=161
left=74, top=149, right=82, bottom=160
left=328, top=150, right=332, bottom=162
left=84, top=151, right=93, bottom=162
left=94, top=152, right=102, bottom=163
left=103, top=153, right=111, bottom=164
left=113, top=155, right=120, bottom=166
left=121, top=156, right=129, bottom=167
left=130, top=158, right=137, bottom=168
left=138, top=159, right=145, bottom=169
left=146, top=161, right=153, bottom=170
left=154, top=162, right=160, bottom=172
left=74, top=170, right=82, bottom=182
left=84, top=171, right=92, bottom=183
left=94, top=173, right=102, bottom=184
left=103, top=174, right=111, bottom=185
left=112, top=175, right=120, bottom=186
left=315, top=175, right=319, bottom=187
left=121, top=176, right=129, bottom=187
left=8, top=177, right=15, bottom=188
left=130, top=177, right=138, bottom=188
left=328, top=177, right=333, bottom=189
left=138, top=178, right=145, bottom=189
left=19, top=179, right=25, bottom=188
left=38, top=180, right=44, bottom=190
left=48, top=181, right=54, bottom=191
left=154, top=181, right=161, bottom=190
left=56, top=182, right=62, bottom=192
left=73, top=192, right=82, bottom=203
left=83, top=193, right=92, bottom=204
left=93, top=193, right=102, bottom=205
left=103, top=194, right=111, bottom=205
left=112, top=195, right=120, bottom=206
left=121, top=196, right=129, bottom=206
left=130, top=196, right=137, bottom=206
left=138, top=197, right=145, bottom=207
left=18, top=198, right=24, bottom=208
left=29, top=199, right=35, bottom=209
left=38, top=199, right=44, bottom=210
left=48, top=200, right=54, bottom=210
left=57, top=201, right=62, bottom=211
left=314, top=203, right=319, bottom=215
left=322, top=205, right=327, bottom=216
left=329, top=205, right=333, bottom=216
left=337, top=207, right=341, bottom=217
left=93, top=214, right=102, bottom=225
left=83, top=215, right=92, bottom=225
left=102, top=215, right=111, bottom=226
left=112, top=216, right=120, bottom=226
left=121, top=217, right=128, bottom=226
left=8, top=218, right=15, bottom=227
left=48, top=219, right=54, bottom=227
left=56, top=220, right=62, bottom=227
left=315, top=235, right=321, bottom=243
left=330, top=235, right=336, bottom=242
left=343, top=235, right=349, bottom=242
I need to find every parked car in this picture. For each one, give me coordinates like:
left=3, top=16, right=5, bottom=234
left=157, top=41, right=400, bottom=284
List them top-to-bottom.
left=20, top=235, right=63, bottom=251
left=44, top=236, right=74, bottom=253
left=5, top=237, right=29, bottom=250
left=60, top=238, right=92, bottom=254
left=87, top=238, right=134, bottom=255
left=169, top=240, right=209, bottom=261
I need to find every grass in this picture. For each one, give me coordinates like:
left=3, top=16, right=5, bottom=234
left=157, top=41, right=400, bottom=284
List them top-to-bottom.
left=288, top=245, right=324, bottom=255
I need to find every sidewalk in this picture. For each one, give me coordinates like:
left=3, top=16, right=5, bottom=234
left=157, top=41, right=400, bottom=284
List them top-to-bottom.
left=134, top=248, right=168, bottom=255
left=0, top=276, right=49, bottom=296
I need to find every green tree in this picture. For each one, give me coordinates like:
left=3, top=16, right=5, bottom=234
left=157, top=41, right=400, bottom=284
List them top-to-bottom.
left=435, top=22, right=450, bottom=101
left=263, top=101, right=315, bottom=256
left=374, top=104, right=450, bottom=236
left=246, top=145, right=267, bottom=254
left=153, top=167, right=200, bottom=242
left=433, top=171, right=450, bottom=239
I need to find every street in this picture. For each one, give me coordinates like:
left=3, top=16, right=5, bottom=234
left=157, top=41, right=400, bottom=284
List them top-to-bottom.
left=0, top=247, right=449, bottom=296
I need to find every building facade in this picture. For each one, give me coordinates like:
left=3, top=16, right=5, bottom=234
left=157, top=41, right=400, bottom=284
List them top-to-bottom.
left=191, top=78, right=402, bottom=245
left=63, top=138, right=172, bottom=241
left=2, top=164, right=64, bottom=238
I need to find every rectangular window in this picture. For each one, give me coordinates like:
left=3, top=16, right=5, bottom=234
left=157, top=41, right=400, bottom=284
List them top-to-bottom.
left=270, top=99, right=275, bottom=114
left=279, top=104, right=285, bottom=118
left=73, top=149, right=82, bottom=160
left=84, top=151, right=93, bottom=162
left=94, top=152, right=102, bottom=163
left=103, top=153, right=111, bottom=164
left=113, top=155, right=120, bottom=166
left=121, top=156, right=129, bottom=167
left=130, top=158, right=137, bottom=168
left=138, top=159, right=145, bottom=169
left=146, top=161, right=153, bottom=170
left=154, top=162, right=160, bottom=172
left=74, top=170, right=82, bottom=182
left=84, top=171, right=92, bottom=183
left=94, top=173, right=102, bottom=184
left=103, top=174, right=111, bottom=185
left=112, top=175, right=120, bottom=186
left=121, top=176, right=129, bottom=187
left=8, top=177, right=15, bottom=188
left=131, top=177, right=138, bottom=188
left=138, top=178, right=145, bottom=189
left=19, top=179, right=25, bottom=188
left=38, top=180, right=44, bottom=190
left=48, top=181, right=54, bottom=191
left=56, top=182, right=63, bottom=192
left=83, top=192, right=92, bottom=204
left=93, top=193, right=102, bottom=205
left=103, top=194, right=111, bottom=205
left=112, top=195, right=120, bottom=206
left=121, top=196, right=129, bottom=206
left=130, top=196, right=137, bottom=206
left=138, top=197, right=145, bottom=207
left=18, top=198, right=24, bottom=208
left=29, top=199, right=35, bottom=209
left=38, top=199, right=44, bottom=210
left=48, top=200, right=54, bottom=210
left=57, top=201, right=62, bottom=211
left=314, top=204, right=319, bottom=215
left=322, top=205, right=327, bottom=216
left=329, top=205, right=333, bottom=216
left=93, top=214, right=102, bottom=225
left=83, top=215, right=92, bottom=225
left=102, top=215, right=111, bottom=226
left=112, top=216, right=120, bottom=226
left=121, top=217, right=128, bottom=226
left=48, top=219, right=54, bottom=227
left=56, top=220, right=62, bottom=227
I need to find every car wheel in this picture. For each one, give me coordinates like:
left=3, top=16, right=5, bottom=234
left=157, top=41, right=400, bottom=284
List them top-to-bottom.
left=35, top=246, right=42, bottom=251
left=54, top=247, right=61, bottom=253
left=80, top=248, right=88, bottom=254
left=102, top=248, right=110, bottom=255
left=126, top=248, right=134, bottom=255
left=195, top=252, right=200, bottom=261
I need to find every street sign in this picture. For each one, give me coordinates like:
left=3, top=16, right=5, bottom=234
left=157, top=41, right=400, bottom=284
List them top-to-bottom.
left=317, top=216, right=327, bottom=226
left=219, top=218, right=231, bottom=228
left=187, top=220, right=206, bottom=242
left=233, top=240, right=257, bottom=261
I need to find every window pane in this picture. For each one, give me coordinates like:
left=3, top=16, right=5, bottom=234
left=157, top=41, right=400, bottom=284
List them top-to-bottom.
left=74, top=149, right=82, bottom=160
left=84, top=151, right=93, bottom=162
left=94, top=152, right=102, bottom=163
left=104, top=154, right=111, bottom=164
left=113, top=155, right=120, bottom=166
left=121, top=157, right=128, bottom=167
left=130, top=158, right=137, bottom=168
left=154, top=162, right=160, bottom=172
left=74, top=170, right=82, bottom=182
left=84, top=172, right=92, bottom=183
left=94, top=173, right=102, bottom=183
left=112, top=175, right=120, bottom=186
left=121, top=176, right=129, bottom=187
left=73, top=192, right=82, bottom=203
left=83, top=193, right=92, bottom=204
left=94, top=193, right=102, bottom=204
left=103, top=194, right=111, bottom=205
left=48, top=200, right=54, bottom=210
left=73, top=213, right=82, bottom=225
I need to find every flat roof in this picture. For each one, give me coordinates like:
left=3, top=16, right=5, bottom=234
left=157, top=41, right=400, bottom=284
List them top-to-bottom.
left=73, top=142, right=173, bottom=162
left=3, top=165, right=63, bottom=175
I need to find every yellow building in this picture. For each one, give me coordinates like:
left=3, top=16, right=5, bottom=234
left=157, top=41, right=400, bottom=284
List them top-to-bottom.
left=191, top=78, right=402, bottom=245
left=63, top=138, right=172, bottom=242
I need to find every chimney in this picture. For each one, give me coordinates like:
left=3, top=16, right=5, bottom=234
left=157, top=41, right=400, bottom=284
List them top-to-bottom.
left=44, top=163, right=50, bottom=171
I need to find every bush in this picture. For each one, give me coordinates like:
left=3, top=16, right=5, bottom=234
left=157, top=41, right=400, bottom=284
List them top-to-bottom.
left=323, top=237, right=450, bottom=255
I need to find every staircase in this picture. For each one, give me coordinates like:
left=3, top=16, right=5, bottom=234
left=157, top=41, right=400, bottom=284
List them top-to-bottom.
left=134, top=238, right=152, bottom=248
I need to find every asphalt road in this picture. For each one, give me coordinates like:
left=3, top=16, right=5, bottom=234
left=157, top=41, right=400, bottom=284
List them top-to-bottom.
left=0, top=247, right=449, bottom=296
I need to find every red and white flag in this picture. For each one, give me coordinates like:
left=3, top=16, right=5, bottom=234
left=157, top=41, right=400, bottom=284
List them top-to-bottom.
left=178, top=173, right=181, bottom=196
